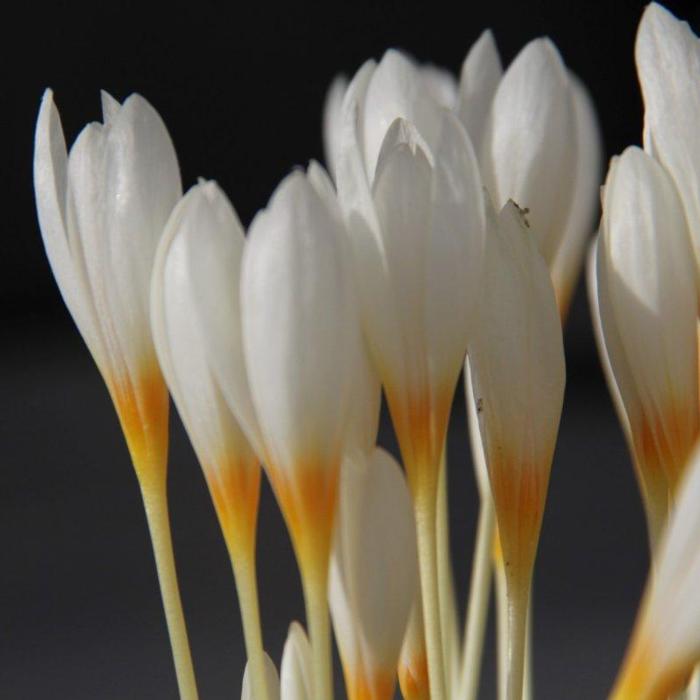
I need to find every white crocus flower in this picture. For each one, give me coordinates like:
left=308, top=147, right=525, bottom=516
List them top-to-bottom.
left=636, top=3, right=700, bottom=286
left=479, top=37, right=602, bottom=318
left=334, top=50, right=486, bottom=700
left=33, top=91, right=199, bottom=699
left=593, top=147, right=699, bottom=547
left=184, top=164, right=369, bottom=700
left=151, top=180, right=276, bottom=700
left=468, top=201, right=566, bottom=700
left=611, top=446, right=700, bottom=700
left=330, top=448, right=418, bottom=700
left=281, top=623, right=314, bottom=700
left=242, top=654, right=281, bottom=700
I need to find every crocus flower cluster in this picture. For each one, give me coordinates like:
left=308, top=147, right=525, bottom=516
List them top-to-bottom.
left=33, top=3, right=700, bottom=700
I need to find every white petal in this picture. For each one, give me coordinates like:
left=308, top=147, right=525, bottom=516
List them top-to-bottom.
left=636, top=3, right=700, bottom=281
left=457, top=30, right=503, bottom=153
left=481, top=38, right=576, bottom=265
left=362, top=49, right=443, bottom=179
left=419, top=63, right=458, bottom=109
left=322, top=74, right=348, bottom=181
left=550, top=74, right=603, bottom=315
left=34, top=90, right=108, bottom=374
left=100, top=90, right=121, bottom=124
left=426, top=113, right=485, bottom=393
left=370, top=119, right=433, bottom=396
left=600, top=146, right=698, bottom=487
left=241, top=170, right=356, bottom=472
left=150, top=181, right=257, bottom=475
left=180, top=182, right=264, bottom=459
left=468, top=201, right=565, bottom=552
left=330, top=448, right=418, bottom=684
left=281, top=623, right=313, bottom=700
left=242, top=653, right=280, bottom=700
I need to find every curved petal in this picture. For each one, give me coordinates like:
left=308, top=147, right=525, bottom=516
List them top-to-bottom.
left=636, top=3, right=700, bottom=284
left=457, top=30, right=503, bottom=154
left=481, top=38, right=576, bottom=265
left=322, top=74, right=348, bottom=181
left=281, top=623, right=313, bottom=700
left=242, top=653, right=280, bottom=700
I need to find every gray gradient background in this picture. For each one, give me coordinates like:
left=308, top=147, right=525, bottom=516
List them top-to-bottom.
left=5, top=0, right=700, bottom=697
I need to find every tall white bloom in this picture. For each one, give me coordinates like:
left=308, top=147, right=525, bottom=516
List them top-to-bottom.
left=636, top=3, right=700, bottom=287
left=333, top=51, right=486, bottom=700
left=34, top=89, right=181, bottom=477
left=34, top=90, right=199, bottom=699
left=593, top=147, right=698, bottom=545
left=151, top=180, right=276, bottom=700
left=468, top=200, right=566, bottom=700
left=611, top=446, right=700, bottom=700
left=330, top=448, right=418, bottom=700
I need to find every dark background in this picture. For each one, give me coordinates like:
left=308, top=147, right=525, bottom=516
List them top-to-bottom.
left=5, top=0, right=700, bottom=697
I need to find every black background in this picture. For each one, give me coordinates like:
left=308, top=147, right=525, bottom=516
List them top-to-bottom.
left=5, top=0, right=700, bottom=697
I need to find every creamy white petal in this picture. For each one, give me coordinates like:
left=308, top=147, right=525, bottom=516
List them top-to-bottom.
left=636, top=3, right=700, bottom=281
left=457, top=30, right=503, bottom=154
left=481, top=38, right=576, bottom=265
left=362, top=49, right=443, bottom=179
left=419, top=63, right=458, bottom=109
left=323, top=74, right=349, bottom=181
left=550, top=75, right=603, bottom=315
left=100, top=90, right=121, bottom=124
left=34, top=91, right=108, bottom=374
left=426, top=112, right=485, bottom=394
left=370, top=119, right=433, bottom=397
left=600, top=146, right=698, bottom=485
left=306, top=160, right=381, bottom=454
left=241, top=170, right=355, bottom=471
left=151, top=181, right=257, bottom=475
left=180, top=182, right=264, bottom=459
left=468, top=200, right=565, bottom=557
left=330, top=448, right=418, bottom=686
left=281, top=623, right=313, bottom=700
left=242, top=653, right=280, bottom=700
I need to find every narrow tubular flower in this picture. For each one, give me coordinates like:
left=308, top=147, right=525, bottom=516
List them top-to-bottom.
left=636, top=3, right=700, bottom=286
left=478, top=37, right=601, bottom=317
left=335, top=51, right=486, bottom=698
left=33, top=91, right=199, bottom=699
left=594, top=147, right=699, bottom=546
left=151, top=180, right=272, bottom=700
left=468, top=201, right=566, bottom=700
left=611, top=446, right=700, bottom=700
left=329, top=448, right=418, bottom=700
left=281, top=623, right=314, bottom=700
left=242, top=654, right=280, bottom=700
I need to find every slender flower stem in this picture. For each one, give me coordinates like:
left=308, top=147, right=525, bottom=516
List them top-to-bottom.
left=437, top=452, right=459, bottom=695
left=415, top=478, right=448, bottom=700
left=140, top=479, right=199, bottom=700
left=460, top=497, right=495, bottom=700
left=229, top=547, right=270, bottom=700
left=495, top=552, right=508, bottom=700
left=302, top=561, right=333, bottom=700
left=505, top=577, right=531, bottom=700
left=523, top=597, right=533, bottom=700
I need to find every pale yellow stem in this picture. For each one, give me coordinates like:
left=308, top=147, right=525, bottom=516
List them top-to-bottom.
left=437, top=451, right=460, bottom=695
left=140, top=480, right=199, bottom=700
left=415, top=481, right=448, bottom=700
left=459, top=497, right=495, bottom=700
left=229, top=547, right=270, bottom=700
left=495, top=553, right=508, bottom=700
left=302, top=561, right=333, bottom=700
left=505, top=576, right=531, bottom=700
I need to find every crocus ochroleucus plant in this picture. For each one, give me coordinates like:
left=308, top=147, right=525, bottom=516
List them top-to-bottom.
left=330, top=50, right=486, bottom=700
left=33, top=91, right=199, bottom=699
left=591, top=147, right=698, bottom=548
left=150, top=180, right=270, bottom=700
left=469, top=201, right=566, bottom=700
left=611, top=444, right=700, bottom=699
left=329, top=448, right=418, bottom=700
